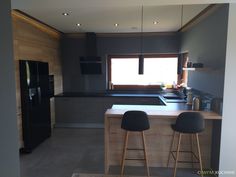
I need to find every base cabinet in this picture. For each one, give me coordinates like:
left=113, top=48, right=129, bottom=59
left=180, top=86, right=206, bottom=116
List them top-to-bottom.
left=55, top=96, right=163, bottom=125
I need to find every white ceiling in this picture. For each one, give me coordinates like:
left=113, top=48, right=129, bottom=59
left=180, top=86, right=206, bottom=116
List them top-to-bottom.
left=11, top=0, right=234, bottom=33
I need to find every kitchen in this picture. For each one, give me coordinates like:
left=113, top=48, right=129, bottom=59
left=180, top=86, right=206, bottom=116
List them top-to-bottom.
left=1, top=1, right=236, bottom=177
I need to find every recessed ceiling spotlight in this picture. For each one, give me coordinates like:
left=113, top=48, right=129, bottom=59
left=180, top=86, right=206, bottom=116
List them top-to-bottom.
left=62, top=12, right=69, bottom=16
left=153, top=21, right=158, bottom=25
left=76, top=23, right=81, bottom=27
left=114, top=23, right=119, bottom=27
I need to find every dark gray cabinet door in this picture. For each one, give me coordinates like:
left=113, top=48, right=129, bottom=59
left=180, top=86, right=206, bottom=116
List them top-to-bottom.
left=55, top=96, right=163, bottom=125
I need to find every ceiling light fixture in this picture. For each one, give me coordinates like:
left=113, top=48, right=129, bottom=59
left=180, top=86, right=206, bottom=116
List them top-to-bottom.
left=138, top=5, right=144, bottom=75
left=62, top=12, right=69, bottom=16
left=153, top=21, right=158, bottom=25
left=76, top=23, right=81, bottom=27
left=114, top=23, right=119, bottom=27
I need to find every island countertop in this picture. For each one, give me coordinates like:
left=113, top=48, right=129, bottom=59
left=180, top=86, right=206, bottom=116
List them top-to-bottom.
left=105, top=103, right=222, bottom=120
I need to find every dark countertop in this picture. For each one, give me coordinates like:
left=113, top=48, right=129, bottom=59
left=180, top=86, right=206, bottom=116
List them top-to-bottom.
left=54, top=91, right=187, bottom=104
left=55, top=91, right=187, bottom=105
left=55, top=92, right=160, bottom=98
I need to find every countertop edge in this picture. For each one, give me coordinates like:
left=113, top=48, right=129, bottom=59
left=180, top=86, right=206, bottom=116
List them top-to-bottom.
left=105, top=106, right=222, bottom=120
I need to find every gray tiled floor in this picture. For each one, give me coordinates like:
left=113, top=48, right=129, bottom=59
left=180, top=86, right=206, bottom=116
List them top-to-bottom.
left=20, top=128, right=202, bottom=177
left=20, top=128, right=104, bottom=177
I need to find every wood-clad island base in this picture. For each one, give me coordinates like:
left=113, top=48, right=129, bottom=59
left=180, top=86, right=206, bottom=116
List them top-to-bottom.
left=104, top=105, right=222, bottom=174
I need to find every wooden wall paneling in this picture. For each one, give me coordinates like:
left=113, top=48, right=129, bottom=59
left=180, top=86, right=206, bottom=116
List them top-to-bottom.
left=12, top=10, right=61, bottom=39
left=12, top=11, right=63, bottom=148
left=12, top=16, right=60, bottom=46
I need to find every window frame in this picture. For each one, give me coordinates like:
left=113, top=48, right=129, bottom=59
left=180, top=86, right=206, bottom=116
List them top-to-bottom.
left=107, top=54, right=179, bottom=90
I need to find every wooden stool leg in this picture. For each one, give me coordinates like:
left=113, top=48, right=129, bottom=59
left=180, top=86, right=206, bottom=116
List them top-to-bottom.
left=121, top=131, right=129, bottom=176
left=142, top=131, right=150, bottom=177
left=167, top=131, right=176, bottom=167
left=173, top=133, right=182, bottom=177
left=196, top=133, right=203, bottom=177
left=190, top=134, right=194, bottom=169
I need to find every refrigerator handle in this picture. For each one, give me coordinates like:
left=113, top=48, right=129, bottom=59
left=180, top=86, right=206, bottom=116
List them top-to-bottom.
left=26, top=61, right=31, bottom=86
left=37, top=87, right=41, bottom=104
left=29, top=89, right=33, bottom=100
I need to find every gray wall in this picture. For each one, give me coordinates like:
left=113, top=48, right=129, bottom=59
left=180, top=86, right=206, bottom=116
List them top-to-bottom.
left=0, top=0, right=20, bottom=177
left=219, top=3, right=236, bottom=176
left=180, top=4, right=229, bottom=97
left=180, top=5, right=229, bottom=170
left=62, top=33, right=180, bottom=92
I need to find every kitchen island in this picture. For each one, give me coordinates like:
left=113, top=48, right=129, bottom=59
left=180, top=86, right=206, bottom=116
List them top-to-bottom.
left=104, top=103, right=221, bottom=174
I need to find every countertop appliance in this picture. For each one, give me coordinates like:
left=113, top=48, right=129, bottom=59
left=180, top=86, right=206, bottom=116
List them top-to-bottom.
left=19, top=60, right=51, bottom=152
left=186, top=89, right=193, bottom=105
left=192, top=96, right=201, bottom=110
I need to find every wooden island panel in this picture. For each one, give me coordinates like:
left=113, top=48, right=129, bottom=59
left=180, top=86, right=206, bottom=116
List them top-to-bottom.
left=105, top=105, right=221, bottom=173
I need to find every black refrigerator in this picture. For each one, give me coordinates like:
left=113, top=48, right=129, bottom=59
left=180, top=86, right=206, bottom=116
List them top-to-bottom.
left=19, top=60, right=51, bottom=152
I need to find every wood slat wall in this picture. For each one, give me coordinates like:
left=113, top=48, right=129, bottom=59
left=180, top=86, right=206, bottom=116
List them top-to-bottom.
left=12, top=11, right=63, bottom=148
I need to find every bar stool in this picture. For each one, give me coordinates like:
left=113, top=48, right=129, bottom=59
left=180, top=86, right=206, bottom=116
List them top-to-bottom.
left=121, top=111, right=150, bottom=177
left=167, top=112, right=205, bottom=177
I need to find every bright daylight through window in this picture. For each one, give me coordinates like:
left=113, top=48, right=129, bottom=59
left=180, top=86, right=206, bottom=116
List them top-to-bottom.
left=110, top=56, right=178, bottom=87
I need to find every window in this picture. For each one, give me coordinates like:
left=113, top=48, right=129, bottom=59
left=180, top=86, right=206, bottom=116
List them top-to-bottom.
left=108, top=54, right=179, bottom=90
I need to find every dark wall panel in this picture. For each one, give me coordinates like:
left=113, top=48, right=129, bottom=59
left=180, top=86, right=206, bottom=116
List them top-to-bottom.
left=0, top=0, right=20, bottom=176
left=180, top=5, right=229, bottom=97
left=62, top=34, right=180, bottom=92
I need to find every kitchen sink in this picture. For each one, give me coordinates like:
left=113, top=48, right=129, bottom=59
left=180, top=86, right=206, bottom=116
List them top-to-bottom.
left=161, top=92, right=186, bottom=103
left=162, top=96, right=183, bottom=100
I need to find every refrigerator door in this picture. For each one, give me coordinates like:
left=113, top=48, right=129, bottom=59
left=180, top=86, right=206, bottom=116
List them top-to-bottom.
left=19, top=60, right=51, bottom=152
left=36, top=62, right=51, bottom=141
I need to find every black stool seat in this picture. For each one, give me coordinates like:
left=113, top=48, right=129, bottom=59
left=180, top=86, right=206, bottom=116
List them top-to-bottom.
left=121, top=111, right=150, bottom=131
left=171, top=112, right=205, bottom=133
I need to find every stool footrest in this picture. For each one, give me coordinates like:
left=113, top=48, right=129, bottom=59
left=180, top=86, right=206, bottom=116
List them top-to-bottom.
left=127, top=148, right=144, bottom=151
left=171, top=151, right=200, bottom=163
left=125, top=158, right=145, bottom=161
